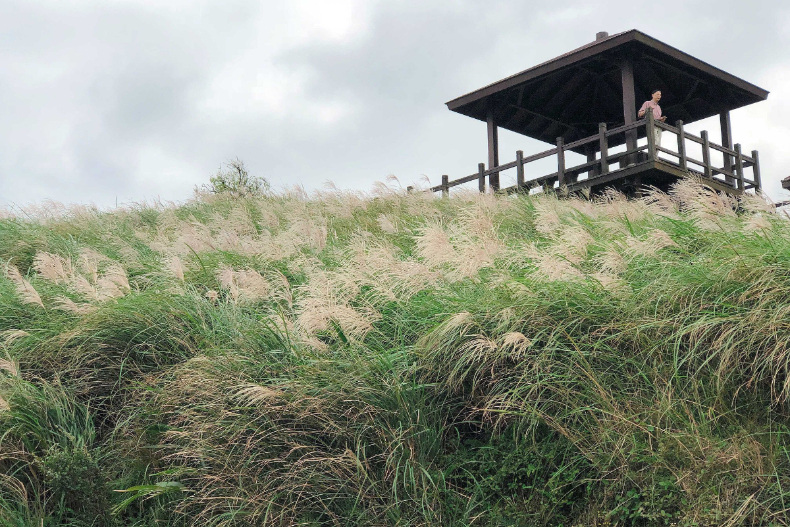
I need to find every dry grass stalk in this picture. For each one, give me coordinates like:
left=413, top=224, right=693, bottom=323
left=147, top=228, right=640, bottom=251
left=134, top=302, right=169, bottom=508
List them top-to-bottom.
left=670, top=177, right=737, bottom=229
left=641, top=186, right=681, bottom=217
left=740, top=191, right=775, bottom=215
left=533, top=199, right=563, bottom=235
left=377, top=214, right=397, bottom=234
left=744, top=214, right=772, bottom=232
left=416, top=224, right=455, bottom=269
left=550, top=226, right=594, bottom=265
left=625, top=229, right=677, bottom=257
left=595, top=246, right=627, bottom=275
left=78, top=248, right=110, bottom=283
left=33, top=252, right=74, bottom=284
left=165, top=256, right=186, bottom=281
left=96, top=264, right=130, bottom=299
left=4, top=265, right=44, bottom=307
left=217, top=266, right=269, bottom=303
left=72, top=274, right=99, bottom=301
left=205, top=290, right=219, bottom=303
left=54, top=296, right=97, bottom=315
left=296, top=297, right=378, bottom=341
left=0, top=330, right=29, bottom=347
left=498, top=332, right=531, bottom=359
left=0, top=357, right=19, bottom=376
left=234, top=384, right=283, bottom=406
left=0, top=395, right=8, bottom=412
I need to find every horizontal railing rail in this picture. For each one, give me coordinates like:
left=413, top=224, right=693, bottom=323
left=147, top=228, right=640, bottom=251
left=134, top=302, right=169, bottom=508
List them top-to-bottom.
left=430, top=111, right=761, bottom=196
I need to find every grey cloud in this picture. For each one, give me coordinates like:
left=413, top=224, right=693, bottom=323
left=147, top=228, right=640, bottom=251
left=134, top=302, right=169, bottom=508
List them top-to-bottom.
left=0, top=0, right=788, bottom=208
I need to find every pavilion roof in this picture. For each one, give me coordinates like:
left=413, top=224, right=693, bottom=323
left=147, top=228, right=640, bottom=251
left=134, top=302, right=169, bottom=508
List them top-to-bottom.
left=446, top=30, right=768, bottom=149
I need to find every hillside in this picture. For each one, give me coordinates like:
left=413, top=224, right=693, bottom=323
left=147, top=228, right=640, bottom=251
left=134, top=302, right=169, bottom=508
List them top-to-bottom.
left=1, top=179, right=790, bottom=526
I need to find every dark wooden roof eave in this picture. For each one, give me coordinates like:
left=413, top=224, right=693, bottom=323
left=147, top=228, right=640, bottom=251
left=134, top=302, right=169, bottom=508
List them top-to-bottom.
left=446, top=30, right=769, bottom=116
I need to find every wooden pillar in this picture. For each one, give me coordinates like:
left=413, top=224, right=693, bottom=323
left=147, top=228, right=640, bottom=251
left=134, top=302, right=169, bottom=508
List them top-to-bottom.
left=620, top=59, right=638, bottom=163
left=487, top=110, right=500, bottom=190
left=720, top=111, right=734, bottom=187
left=751, top=150, right=761, bottom=191
left=478, top=163, right=486, bottom=193
left=441, top=175, right=449, bottom=198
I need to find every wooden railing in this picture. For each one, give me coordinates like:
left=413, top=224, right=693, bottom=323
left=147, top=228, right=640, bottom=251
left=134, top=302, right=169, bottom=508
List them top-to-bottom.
left=430, top=112, right=761, bottom=196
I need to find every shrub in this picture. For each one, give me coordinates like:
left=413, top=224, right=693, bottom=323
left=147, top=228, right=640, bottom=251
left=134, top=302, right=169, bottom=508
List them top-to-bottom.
left=202, top=159, right=269, bottom=198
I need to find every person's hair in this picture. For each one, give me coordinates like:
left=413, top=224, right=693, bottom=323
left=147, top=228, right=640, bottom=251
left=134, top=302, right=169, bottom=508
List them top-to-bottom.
left=651, top=88, right=661, bottom=95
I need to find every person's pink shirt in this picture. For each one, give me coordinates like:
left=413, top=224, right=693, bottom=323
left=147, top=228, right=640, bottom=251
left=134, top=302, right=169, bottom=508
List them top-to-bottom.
left=639, top=101, right=662, bottom=119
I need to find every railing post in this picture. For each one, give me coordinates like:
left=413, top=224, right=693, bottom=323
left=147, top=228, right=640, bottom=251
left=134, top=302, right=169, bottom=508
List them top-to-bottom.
left=646, top=111, right=656, bottom=160
left=720, top=111, right=735, bottom=187
left=676, top=120, right=687, bottom=172
left=598, top=123, right=609, bottom=175
left=701, top=130, right=713, bottom=179
left=556, top=137, right=566, bottom=187
left=734, top=144, right=744, bottom=191
left=586, top=147, right=598, bottom=178
left=516, top=150, right=524, bottom=189
left=751, top=150, right=762, bottom=191
left=478, top=163, right=486, bottom=194
left=441, top=175, right=449, bottom=198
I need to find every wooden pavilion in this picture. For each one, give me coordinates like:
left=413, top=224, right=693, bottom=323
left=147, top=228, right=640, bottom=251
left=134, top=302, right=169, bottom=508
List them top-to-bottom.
left=432, top=30, right=768, bottom=196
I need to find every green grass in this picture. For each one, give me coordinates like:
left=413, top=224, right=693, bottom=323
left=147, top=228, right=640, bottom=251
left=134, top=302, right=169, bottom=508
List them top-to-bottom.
left=1, top=180, right=790, bottom=526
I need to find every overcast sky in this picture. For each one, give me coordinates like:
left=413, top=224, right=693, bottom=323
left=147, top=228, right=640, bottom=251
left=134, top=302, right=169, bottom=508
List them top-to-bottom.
left=1, top=0, right=789, bottom=209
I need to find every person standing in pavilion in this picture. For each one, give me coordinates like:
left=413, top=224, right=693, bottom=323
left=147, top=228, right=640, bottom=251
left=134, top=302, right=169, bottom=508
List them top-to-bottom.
left=638, top=89, right=667, bottom=146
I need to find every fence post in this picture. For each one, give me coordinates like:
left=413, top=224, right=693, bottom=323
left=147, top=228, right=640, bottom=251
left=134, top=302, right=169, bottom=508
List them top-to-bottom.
left=646, top=111, right=656, bottom=160
left=676, top=120, right=687, bottom=172
left=598, top=123, right=609, bottom=175
left=701, top=130, right=713, bottom=179
left=556, top=137, right=566, bottom=187
left=734, top=144, right=744, bottom=191
left=516, top=150, right=524, bottom=189
left=751, top=150, right=762, bottom=191
left=478, top=163, right=486, bottom=194
left=441, top=175, right=449, bottom=198
left=407, top=186, right=413, bottom=194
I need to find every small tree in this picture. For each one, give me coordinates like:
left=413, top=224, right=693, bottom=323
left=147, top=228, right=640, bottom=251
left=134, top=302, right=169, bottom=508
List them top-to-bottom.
left=204, top=159, right=269, bottom=198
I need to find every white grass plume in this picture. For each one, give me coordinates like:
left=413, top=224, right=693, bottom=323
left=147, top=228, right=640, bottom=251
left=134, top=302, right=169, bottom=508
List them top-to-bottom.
left=33, top=252, right=74, bottom=284
left=165, top=256, right=186, bottom=281
left=4, top=265, right=44, bottom=307
left=217, top=266, right=270, bottom=303
left=54, top=296, right=97, bottom=315
left=0, top=330, right=29, bottom=347
left=0, top=355, right=19, bottom=377
left=234, top=383, right=283, bottom=406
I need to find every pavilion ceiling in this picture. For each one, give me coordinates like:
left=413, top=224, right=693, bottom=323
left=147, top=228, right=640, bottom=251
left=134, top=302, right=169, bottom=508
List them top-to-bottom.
left=447, top=31, right=768, bottom=153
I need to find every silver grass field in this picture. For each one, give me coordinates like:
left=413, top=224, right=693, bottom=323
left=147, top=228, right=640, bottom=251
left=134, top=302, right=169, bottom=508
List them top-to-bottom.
left=1, top=178, right=790, bottom=526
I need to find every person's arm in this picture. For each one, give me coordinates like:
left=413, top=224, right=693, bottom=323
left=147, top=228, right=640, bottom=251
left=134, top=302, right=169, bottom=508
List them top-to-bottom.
left=637, top=101, right=649, bottom=118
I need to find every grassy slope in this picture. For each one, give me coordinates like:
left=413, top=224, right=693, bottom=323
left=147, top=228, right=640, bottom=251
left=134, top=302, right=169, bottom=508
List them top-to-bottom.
left=1, top=180, right=790, bottom=526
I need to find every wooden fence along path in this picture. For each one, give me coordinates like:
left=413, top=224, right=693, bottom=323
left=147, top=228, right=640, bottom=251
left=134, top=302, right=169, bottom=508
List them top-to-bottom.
left=429, top=112, right=761, bottom=197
